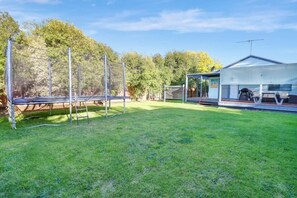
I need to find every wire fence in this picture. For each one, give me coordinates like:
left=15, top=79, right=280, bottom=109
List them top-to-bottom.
left=163, top=85, right=185, bottom=102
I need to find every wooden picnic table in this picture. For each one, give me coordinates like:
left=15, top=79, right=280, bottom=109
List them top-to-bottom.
left=252, top=91, right=289, bottom=105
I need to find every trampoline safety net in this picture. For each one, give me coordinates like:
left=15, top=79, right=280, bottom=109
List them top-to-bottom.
left=6, top=40, right=127, bottom=129
left=9, top=41, right=125, bottom=102
left=12, top=42, right=69, bottom=98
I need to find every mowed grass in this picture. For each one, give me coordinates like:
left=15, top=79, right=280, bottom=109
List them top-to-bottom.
left=0, top=101, right=297, bottom=197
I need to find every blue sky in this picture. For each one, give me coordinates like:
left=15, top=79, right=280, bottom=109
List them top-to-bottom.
left=1, top=0, right=297, bottom=65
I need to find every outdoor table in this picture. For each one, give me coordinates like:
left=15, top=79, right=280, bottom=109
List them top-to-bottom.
left=252, top=91, right=289, bottom=105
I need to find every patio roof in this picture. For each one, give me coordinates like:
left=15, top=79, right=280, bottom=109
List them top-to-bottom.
left=187, top=71, right=220, bottom=78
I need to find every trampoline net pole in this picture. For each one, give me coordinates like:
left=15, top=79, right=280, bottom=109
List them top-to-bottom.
left=6, top=39, right=16, bottom=129
left=68, top=48, right=72, bottom=125
left=104, top=54, right=108, bottom=118
left=48, top=59, right=52, bottom=96
left=108, top=61, right=111, bottom=109
left=122, top=62, right=126, bottom=113
left=77, top=64, right=81, bottom=97
left=185, top=75, right=188, bottom=102
left=200, top=76, right=203, bottom=97
left=182, top=84, right=185, bottom=103
left=164, top=85, right=166, bottom=102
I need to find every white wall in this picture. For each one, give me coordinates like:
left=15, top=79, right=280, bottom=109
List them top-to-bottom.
left=220, top=63, right=297, bottom=85
left=230, top=85, right=239, bottom=99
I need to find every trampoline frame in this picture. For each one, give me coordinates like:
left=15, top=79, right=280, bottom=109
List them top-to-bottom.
left=5, top=40, right=127, bottom=129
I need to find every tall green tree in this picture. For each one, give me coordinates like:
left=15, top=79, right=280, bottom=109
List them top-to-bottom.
left=0, top=12, right=19, bottom=104
left=29, top=19, right=119, bottom=96
left=164, top=50, right=222, bottom=86
left=164, top=51, right=190, bottom=85
left=188, top=51, right=222, bottom=73
left=122, top=52, right=162, bottom=100
left=122, top=52, right=145, bottom=100
left=152, top=53, right=172, bottom=86
left=143, top=56, right=162, bottom=100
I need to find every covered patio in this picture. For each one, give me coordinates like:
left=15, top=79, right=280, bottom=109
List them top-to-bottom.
left=219, top=62, right=297, bottom=109
left=185, top=71, right=220, bottom=105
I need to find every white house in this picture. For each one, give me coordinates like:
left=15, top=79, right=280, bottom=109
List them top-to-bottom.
left=186, top=55, right=297, bottom=111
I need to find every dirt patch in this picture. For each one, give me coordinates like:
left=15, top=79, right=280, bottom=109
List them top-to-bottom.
left=0, top=106, right=7, bottom=117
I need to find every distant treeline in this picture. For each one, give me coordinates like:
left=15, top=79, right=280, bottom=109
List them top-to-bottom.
left=0, top=11, right=222, bottom=103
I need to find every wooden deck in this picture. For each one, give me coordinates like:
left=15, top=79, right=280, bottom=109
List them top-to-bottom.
left=187, top=97, right=297, bottom=112
left=187, top=97, right=218, bottom=105
left=219, top=100, right=297, bottom=112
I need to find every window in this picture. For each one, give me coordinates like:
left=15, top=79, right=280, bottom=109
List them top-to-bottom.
left=210, top=79, right=218, bottom=88
left=268, top=84, right=292, bottom=91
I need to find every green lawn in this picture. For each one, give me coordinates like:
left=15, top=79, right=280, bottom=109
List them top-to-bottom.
left=0, top=102, right=296, bottom=197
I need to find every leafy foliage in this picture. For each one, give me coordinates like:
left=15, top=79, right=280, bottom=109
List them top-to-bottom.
left=0, top=12, right=19, bottom=104
left=1, top=13, right=222, bottom=102
left=123, top=51, right=222, bottom=100
left=164, top=51, right=222, bottom=86
left=122, top=52, right=162, bottom=100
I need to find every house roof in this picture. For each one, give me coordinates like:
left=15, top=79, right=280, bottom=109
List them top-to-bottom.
left=186, top=55, right=285, bottom=79
left=224, top=55, right=283, bottom=69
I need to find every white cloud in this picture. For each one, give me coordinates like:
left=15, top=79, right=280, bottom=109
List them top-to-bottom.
left=106, top=0, right=115, bottom=6
left=0, top=2, right=59, bottom=23
left=91, top=9, right=297, bottom=32
left=85, top=29, right=97, bottom=36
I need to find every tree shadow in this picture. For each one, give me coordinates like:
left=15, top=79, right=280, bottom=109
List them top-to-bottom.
left=2, top=101, right=297, bottom=130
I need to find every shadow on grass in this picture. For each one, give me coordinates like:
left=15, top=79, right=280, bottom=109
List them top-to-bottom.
left=2, top=101, right=297, bottom=130
left=13, top=105, right=106, bottom=128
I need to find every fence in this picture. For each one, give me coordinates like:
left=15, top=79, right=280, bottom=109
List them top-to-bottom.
left=163, top=84, right=185, bottom=102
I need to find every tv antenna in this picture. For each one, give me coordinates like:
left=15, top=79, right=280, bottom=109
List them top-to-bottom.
left=237, top=39, right=264, bottom=55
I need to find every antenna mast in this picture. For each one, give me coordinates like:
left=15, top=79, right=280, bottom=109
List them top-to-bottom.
left=237, top=39, right=264, bottom=55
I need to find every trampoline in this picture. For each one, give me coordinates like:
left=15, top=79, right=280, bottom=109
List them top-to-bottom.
left=5, top=40, right=128, bottom=129
left=13, top=96, right=126, bottom=105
